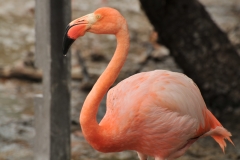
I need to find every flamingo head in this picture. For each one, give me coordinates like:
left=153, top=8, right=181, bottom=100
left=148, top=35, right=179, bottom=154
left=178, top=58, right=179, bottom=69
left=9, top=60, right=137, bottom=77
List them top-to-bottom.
left=63, top=7, right=126, bottom=55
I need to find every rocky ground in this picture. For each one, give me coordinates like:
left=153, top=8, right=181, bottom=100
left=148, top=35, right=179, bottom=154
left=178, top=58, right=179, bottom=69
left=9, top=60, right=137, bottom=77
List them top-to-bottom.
left=0, top=0, right=239, bottom=159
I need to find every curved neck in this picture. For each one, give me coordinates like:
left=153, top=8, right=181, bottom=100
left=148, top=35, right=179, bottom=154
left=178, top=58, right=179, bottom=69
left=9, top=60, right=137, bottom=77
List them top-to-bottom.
left=80, top=28, right=130, bottom=145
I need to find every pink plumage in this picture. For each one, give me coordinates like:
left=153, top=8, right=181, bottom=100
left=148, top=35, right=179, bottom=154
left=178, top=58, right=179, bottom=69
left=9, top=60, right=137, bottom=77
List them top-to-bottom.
left=63, top=7, right=233, bottom=160
left=102, top=70, right=233, bottom=159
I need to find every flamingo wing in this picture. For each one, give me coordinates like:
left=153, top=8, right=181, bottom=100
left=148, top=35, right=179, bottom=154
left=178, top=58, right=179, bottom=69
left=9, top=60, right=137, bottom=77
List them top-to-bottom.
left=100, top=70, right=231, bottom=158
left=105, top=70, right=206, bottom=129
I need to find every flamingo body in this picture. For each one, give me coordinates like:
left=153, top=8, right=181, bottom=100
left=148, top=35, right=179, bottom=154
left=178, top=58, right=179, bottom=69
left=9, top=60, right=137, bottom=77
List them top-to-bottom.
left=62, top=7, right=233, bottom=160
left=101, top=70, right=230, bottom=159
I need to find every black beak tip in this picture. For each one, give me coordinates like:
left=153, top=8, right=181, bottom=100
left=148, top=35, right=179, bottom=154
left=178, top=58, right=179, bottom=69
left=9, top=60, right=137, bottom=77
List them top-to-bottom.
left=62, top=24, right=76, bottom=56
left=62, top=35, right=75, bottom=56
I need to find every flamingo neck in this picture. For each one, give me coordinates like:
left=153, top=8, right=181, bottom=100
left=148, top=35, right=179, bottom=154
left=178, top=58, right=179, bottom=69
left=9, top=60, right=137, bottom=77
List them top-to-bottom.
left=80, top=27, right=130, bottom=147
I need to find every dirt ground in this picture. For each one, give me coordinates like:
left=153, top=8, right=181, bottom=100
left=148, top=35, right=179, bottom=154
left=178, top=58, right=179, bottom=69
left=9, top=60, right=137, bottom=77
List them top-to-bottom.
left=0, top=0, right=239, bottom=159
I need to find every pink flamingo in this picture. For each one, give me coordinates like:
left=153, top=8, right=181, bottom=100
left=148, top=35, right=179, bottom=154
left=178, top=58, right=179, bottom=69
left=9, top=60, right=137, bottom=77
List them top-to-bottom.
left=62, top=7, right=233, bottom=160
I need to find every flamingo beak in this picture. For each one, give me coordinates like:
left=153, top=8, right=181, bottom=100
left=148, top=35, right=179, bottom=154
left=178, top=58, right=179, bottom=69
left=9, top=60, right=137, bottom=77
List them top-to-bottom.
left=62, top=17, right=90, bottom=55
left=62, top=25, right=76, bottom=55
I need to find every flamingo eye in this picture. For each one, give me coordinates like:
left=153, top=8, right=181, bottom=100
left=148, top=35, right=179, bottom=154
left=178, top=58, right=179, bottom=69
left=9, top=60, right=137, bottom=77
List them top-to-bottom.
left=96, top=14, right=101, bottom=19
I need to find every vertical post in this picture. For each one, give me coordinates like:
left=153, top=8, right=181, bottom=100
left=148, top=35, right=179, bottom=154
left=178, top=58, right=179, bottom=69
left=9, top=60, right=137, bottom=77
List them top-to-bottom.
left=34, top=0, right=71, bottom=159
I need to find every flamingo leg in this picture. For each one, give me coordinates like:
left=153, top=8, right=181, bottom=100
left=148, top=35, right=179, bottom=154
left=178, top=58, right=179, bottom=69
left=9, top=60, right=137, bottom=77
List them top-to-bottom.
left=137, top=152, right=148, bottom=160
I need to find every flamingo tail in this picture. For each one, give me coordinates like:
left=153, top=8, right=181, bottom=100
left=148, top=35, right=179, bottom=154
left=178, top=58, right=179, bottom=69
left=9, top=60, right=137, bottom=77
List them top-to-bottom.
left=203, top=110, right=234, bottom=152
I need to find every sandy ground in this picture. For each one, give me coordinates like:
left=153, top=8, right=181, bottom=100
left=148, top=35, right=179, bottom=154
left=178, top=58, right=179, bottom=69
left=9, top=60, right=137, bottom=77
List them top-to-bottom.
left=0, top=0, right=239, bottom=159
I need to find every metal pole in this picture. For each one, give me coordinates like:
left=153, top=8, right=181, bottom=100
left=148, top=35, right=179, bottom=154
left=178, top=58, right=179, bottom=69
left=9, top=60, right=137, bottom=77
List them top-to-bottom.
left=34, top=0, right=71, bottom=159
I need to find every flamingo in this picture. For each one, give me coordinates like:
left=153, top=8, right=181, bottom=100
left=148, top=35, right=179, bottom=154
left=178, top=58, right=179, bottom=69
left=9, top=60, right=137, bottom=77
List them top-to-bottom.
left=62, top=7, right=233, bottom=160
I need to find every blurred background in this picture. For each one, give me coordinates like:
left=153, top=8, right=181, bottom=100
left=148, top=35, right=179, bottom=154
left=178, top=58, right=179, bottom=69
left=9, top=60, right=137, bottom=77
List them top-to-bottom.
left=0, top=0, right=239, bottom=159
